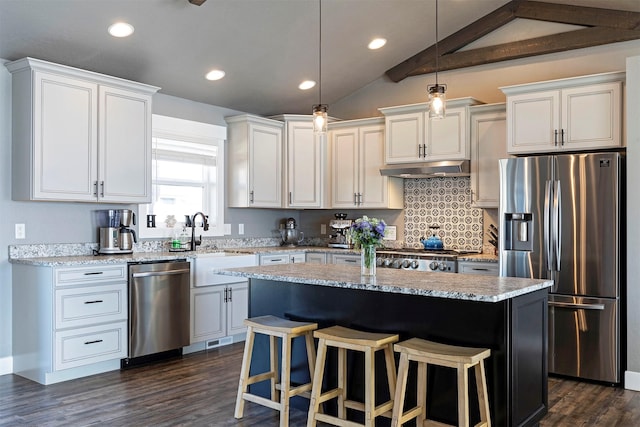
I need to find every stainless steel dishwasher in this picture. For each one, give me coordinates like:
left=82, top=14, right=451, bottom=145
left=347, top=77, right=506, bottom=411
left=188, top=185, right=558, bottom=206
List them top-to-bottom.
left=126, top=260, right=191, bottom=363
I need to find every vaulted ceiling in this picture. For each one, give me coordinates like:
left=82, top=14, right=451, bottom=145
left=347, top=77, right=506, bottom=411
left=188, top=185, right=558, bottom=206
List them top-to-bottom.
left=1, top=0, right=639, bottom=116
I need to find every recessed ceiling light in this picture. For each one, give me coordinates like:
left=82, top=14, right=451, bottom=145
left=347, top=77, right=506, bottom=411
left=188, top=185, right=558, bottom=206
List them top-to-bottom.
left=108, top=22, right=134, bottom=38
left=368, top=38, right=387, bottom=50
left=205, top=69, right=226, bottom=81
left=299, top=80, right=316, bottom=90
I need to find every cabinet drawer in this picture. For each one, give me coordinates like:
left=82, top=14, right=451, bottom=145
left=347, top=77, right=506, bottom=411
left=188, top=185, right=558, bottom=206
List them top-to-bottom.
left=259, top=254, right=290, bottom=265
left=331, top=254, right=360, bottom=265
left=458, top=262, right=499, bottom=276
left=55, top=264, right=127, bottom=287
left=55, top=284, right=127, bottom=329
left=54, top=321, right=127, bottom=371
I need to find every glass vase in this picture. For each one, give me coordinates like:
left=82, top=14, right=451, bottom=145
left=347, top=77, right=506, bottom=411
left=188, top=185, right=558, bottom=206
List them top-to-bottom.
left=361, top=245, right=377, bottom=276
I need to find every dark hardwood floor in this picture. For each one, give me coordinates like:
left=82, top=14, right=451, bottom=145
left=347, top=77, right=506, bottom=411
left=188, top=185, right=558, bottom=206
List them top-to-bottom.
left=2, top=342, right=640, bottom=426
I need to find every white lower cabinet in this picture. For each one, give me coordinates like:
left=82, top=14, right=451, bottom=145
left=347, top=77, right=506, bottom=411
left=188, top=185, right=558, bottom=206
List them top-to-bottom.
left=259, top=252, right=305, bottom=265
left=306, top=252, right=327, bottom=264
left=330, top=253, right=360, bottom=265
left=458, top=261, right=499, bottom=276
left=12, top=263, right=128, bottom=385
left=191, top=281, right=248, bottom=343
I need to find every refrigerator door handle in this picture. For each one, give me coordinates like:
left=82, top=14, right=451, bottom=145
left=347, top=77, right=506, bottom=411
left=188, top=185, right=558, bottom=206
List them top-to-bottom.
left=544, top=180, right=553, bottom=271
left=554, top=180, right=562, bottom=271
left=549, top=301, right=605, bottom=310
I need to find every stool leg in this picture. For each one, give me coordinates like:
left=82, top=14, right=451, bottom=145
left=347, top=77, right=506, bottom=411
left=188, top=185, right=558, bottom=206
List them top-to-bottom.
left=234, top=326, right=255, bottom=419
left=305, top=332, right=316, bottom=382
left=270, top=335, right=278, bottom=403
left=279, top=335, right=292, bottom=427
left=307, top=338, right=327, bottom=427
left=384, top=344, right=397, bottom=400
left=337, top=347, right=347, bottom=420
left=364, top=347, right=375, bottom=427
left=391, top=352, right=410, bottom=427
left=417, top=360, right=427, bottom=425
left=475, top=361, right=491, bottom=427
left=457, top=363, right=470, bottom=427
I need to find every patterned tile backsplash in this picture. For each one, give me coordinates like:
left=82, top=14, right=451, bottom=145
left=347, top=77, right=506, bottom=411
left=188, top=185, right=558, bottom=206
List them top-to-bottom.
left=404, top=177, right=483, bottom=251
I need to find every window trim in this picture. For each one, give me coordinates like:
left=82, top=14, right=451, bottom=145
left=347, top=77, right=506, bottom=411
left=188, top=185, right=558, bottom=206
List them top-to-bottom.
left=138, top=114, right=226, bottom=239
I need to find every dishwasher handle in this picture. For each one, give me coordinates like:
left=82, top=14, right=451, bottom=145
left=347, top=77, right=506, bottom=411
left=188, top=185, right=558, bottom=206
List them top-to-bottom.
left=131, top=268, right=190, bottom=279
left=548, top=301, right=605, bottom=310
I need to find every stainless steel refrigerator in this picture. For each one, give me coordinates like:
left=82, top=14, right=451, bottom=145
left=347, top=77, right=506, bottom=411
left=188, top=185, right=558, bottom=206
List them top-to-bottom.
left=499, top=151, right=624, bottom=384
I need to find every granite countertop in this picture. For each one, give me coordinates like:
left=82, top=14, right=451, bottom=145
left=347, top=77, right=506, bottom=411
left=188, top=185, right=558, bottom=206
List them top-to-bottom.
left=214, top=264, right=552, bottom=303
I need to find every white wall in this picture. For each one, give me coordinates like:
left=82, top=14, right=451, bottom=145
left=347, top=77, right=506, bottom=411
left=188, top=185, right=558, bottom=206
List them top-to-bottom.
left=625, top=56, right=640, bottom=391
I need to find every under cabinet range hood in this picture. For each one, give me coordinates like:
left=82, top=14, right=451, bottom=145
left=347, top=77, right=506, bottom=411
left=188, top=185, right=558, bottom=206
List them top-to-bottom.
left=379, top=160, right=470, bottom=178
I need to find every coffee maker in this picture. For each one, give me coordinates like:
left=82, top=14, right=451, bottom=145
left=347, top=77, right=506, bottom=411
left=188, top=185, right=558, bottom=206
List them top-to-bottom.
left=97, top=209, right=137, bottom=254
left=328, top=213, right=353, bottom=249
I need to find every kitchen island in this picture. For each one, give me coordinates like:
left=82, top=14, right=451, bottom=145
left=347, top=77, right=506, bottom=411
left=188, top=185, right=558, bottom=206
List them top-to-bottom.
left=216, top=264, right=553, bottom=427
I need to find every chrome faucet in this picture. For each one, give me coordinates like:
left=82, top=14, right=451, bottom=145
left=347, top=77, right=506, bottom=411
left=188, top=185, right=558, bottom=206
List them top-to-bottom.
left=190, top=212, right=209, bottom=251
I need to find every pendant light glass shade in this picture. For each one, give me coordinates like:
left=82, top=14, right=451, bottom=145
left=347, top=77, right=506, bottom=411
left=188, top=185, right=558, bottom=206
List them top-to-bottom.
left=428, top=0, right=446, bottom=120
left=428, top=84, right=446, bottom=119
left=312, top=104, right=328, bottom=134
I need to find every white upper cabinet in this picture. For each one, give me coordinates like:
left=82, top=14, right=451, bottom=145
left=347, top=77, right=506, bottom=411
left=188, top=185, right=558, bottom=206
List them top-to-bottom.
left=7, top=57, right=158, bottom=203
left=501, top=72, right=624, bottom=154
left=379, top=98, right=483, bottom=164
left=469, top=103, right=507, bottom=209
left=226, top=114, right=284, bottom=208
left=271, top=115, right=329, bottom=209
left=329, top=118, right=403, bottom=209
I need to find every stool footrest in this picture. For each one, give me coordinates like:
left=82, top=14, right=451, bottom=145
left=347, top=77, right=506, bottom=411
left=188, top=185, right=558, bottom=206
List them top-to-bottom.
left=246, top=370, right=277, bottom=386
left=275, top=382, right=313, bottom=397
left=316, top=387, right=344, bottom=404
left=241, top=393, right=281, bottom=411
left=344, top=399, right=394, bottom=418
left=396, top=405, right=423, bottom=424
left=314, top=412, right=367, bottom=427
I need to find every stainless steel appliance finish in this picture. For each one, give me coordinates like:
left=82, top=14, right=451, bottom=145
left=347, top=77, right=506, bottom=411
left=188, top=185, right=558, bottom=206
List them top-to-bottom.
left=499, top=152, right=624, bottom=383
left=379, top=160, right=470, bottom=178
left=98, top=209, right=137, bottom=254
left=328, top=219, right=353, bottom=249
left=377, top=249, right=457, bottom=272
left=128, top=261, right=190, bottom=359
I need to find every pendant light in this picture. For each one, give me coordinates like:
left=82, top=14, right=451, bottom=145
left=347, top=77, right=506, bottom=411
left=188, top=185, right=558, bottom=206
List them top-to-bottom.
left=312, top=0, right=328, bottom=134
left=428, top=0, right=446, bottom=119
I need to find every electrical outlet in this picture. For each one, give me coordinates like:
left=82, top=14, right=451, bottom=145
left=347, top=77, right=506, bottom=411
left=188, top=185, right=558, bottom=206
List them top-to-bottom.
left=15, top=223, right=26, bottom=239
left=224, top=223, right=231, bottom=235
left=238, top=224, right=244, bottom=235
left=321, top=224, right=326, bottom=234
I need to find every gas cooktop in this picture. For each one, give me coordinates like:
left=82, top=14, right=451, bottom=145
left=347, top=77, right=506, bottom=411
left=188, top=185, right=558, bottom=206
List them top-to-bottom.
left=378, top=248, right=480, bottom=257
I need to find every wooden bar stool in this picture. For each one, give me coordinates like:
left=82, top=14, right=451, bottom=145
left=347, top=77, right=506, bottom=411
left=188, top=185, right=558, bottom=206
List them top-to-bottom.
left=235, top=315, right=318, bottom=427
left=307, top=325, right=399, bottom=427
left=391, top=337, right=491, bottom=427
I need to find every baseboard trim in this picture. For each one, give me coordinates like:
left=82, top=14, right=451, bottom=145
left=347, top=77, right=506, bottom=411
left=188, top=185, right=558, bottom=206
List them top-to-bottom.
left=0, top=356, right=13, bottom=376
left=625, top=370, right=640, bottom=391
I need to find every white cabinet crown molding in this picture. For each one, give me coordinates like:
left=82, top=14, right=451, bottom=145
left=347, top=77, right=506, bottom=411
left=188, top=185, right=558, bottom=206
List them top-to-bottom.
left=499, top=71, right=625, bottom=96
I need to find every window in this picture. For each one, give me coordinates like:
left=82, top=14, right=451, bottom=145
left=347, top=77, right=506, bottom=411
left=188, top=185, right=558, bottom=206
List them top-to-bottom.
left=139, top=115, right=226, bottom=238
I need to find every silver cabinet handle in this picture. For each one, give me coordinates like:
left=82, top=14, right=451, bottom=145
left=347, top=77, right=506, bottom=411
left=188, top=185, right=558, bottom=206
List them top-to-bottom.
left=560, top=128, right=565, bottom=145
left=554, top=129, right=558, bottom=146
left=418, top=144, right=423, bottom=158
left=94, top=181, right=98, bottom=196
left=100, top=181, right=105, bottom=197
left=249, top=190, right=254, bottom=203
left=289, top=191, right=292, bottom=204
left=354, top=193, right=358, bottom=206
left=131, top=268, right=190, bottom=278
left=224, top=287, right=228, bottom=303
left=228, top=287, right=232, bottom=302
left=549, top=301, right=605, bottom=310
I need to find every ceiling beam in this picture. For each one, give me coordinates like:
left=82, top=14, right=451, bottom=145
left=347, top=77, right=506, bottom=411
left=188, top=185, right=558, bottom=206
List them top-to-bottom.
left=385, top=0, right=640, bottom=83
left=405, top=27, right=640, bottom=77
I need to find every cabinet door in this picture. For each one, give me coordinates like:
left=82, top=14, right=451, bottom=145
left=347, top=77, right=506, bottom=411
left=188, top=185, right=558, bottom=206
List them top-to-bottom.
left=33, top=71, right=98, bottom=201
left=561, top=82, right=622, bottom=150
left=99, top=85, right=152, bottom=203
left=507, top=90, right=560, bottom=154
left=427, top=107, right=469, bottom=160
left=470, top=107, right=507, bottom=208
left=385, top=112, right=423, bottom=164
left=287, top=121, right=324, bottom=208
left=249, top=122, right=282, bottom=207
left=359, top=125, right=388, bottom=208
left=331, top=128, right=359, bottom=208
left=289, top=253, right=306, bottom=263
left=306, top=253, right=327, bottom=264
left=331, top=254, right=360, bottom=265
left=227, top=282, right=249, bottom=336
left=191, top=286, right=226, bottom=343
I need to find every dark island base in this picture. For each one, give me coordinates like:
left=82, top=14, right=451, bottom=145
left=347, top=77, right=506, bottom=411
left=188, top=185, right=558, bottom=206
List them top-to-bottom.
left=247, top=279, right=548, bottom=427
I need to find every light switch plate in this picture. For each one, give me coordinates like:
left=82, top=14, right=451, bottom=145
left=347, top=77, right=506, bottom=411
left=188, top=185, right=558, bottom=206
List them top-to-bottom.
left=15, top=223, right=26, bottom=239
left=224, top=224, right=231, bottom=235
left=238, top=224, right=244, bottom=235
left=321, top=224, right=326, bottom=234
